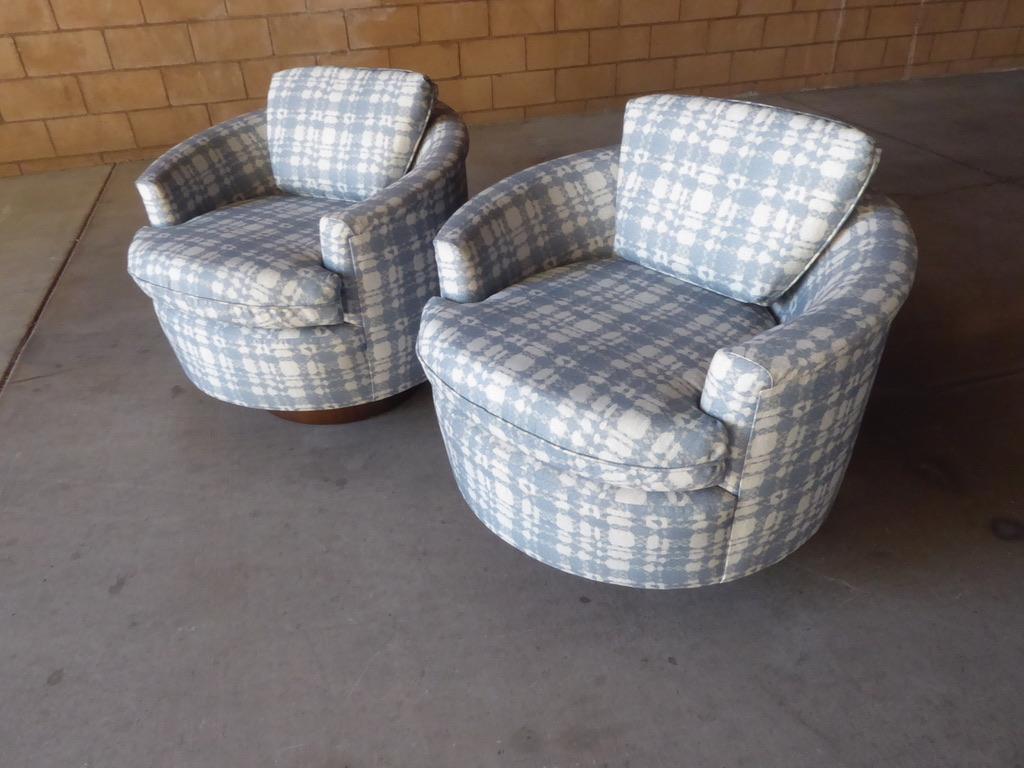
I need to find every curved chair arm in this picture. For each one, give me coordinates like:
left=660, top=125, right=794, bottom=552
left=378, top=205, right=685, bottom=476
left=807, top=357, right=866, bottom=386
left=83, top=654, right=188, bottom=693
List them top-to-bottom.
left=319, top=105, right=469, bottom=397
left=136, top=110, right=276, bottom=227
left=434, top=146, right=619, bottom=303
left=700, top=194, right=916, bottom=581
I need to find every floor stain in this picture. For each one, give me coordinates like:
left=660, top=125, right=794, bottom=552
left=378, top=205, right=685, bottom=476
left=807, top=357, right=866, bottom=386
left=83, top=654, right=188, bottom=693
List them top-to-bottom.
left=46, top=668, right=63, bottom=686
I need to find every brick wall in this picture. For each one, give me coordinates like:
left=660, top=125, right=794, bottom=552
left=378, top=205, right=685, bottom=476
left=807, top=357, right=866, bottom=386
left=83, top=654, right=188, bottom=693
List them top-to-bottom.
left=1, top=0, right=1022, bottom=176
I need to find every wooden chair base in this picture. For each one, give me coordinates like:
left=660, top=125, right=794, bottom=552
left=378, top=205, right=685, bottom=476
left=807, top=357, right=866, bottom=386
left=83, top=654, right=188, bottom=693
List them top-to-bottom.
left=270, top=387, right=417, bottom=425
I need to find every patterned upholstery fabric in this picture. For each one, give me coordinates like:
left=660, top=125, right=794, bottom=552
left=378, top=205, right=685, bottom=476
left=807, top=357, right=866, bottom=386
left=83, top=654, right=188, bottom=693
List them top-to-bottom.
left=268, top=67, right=436, bottom=202
left=130, top=95, right=468, bottom=412
left=615, top=95, right=880, bottom=305
left=136, top=111, right=276, bottom=228
left=419, top=136, right=915, bottom=588
left=435, top=146, right=618, bottom=303
left=129, top=195, right=348, bottom=329
left=418, top=256, right=775, bottom=492
left=155, top=304, right=373, bottom=411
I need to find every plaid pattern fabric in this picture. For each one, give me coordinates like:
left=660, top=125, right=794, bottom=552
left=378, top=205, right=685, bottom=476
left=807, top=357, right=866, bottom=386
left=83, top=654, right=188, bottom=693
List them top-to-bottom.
left=268, top=67, right=436, bottom=202
left=615, top=95, right=879, bottom=305
left=130, top=103, right=468, bottom=412
left=321, top=105, right=468, bottom=401
left=136, top=111, right=276, bottom=228
left=420, top=143, right=915, bottom=587
left=435, top=146, right=618, bottom=303
left=702, top=193, right=916, bottom=582
left=129, top=195, right=348, bottom=330
left=418, top=255, right=775, bottom=492
left=155, top=304, right=373, bottom=411
left=432, top=376, right=739, bottom=589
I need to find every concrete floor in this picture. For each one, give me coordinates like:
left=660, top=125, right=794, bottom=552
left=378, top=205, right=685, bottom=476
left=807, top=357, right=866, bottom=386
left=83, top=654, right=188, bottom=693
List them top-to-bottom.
left=1, top=71, right=1022, bottom=767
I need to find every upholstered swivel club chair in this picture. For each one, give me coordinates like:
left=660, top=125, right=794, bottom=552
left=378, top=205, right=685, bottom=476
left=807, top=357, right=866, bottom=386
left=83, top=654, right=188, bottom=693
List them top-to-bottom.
left=128, top=67, right=468, bottom=423
left=417, top=95, right=916, bottom=588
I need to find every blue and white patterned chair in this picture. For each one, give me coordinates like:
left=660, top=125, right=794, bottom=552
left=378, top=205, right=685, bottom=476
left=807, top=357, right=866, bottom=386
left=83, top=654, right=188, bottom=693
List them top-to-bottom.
left=128, top=67, right=468, bottom=422
left=417, top=95, right=916, bottom=588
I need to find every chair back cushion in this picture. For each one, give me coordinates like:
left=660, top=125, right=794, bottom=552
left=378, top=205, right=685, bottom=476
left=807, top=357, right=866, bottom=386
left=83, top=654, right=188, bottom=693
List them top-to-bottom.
left=267, top=67, right=436, bottom=201
left=614, top=95, right=879, bottom=305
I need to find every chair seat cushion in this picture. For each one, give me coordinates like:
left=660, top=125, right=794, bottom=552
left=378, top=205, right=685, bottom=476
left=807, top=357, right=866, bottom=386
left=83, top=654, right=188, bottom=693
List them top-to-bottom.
left=129, top=195, right=348, bottom=329
left=418, top=256, right=776, bottom=492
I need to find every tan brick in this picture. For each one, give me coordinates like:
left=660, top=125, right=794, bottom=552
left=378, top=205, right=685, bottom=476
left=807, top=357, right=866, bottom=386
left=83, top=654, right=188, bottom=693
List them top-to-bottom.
left=0, top=0, right=56, bottom=33
left=51, top=0, right=144, bottom=28
left=139, top=0, right=225, bottom=22
left=226, top=0, right=303, bottom=13
left=307, top=0, right=378, bottom=8
left=490, top=0, right=554, bottom=35
left=556, top=0, right=619, bottom=29
left=621, top=0, right=679, bottom=25
left=680, top=0, right=737, bottom=19
left=738, top=0, right=791, bottom=14
left=961, top=0, right=1009, bottom=29
left=1007, top=0, right=1024, bottom=25
left=919, top=1, right=966, bottom=33
left=420, top=2, right=489, bottom=42
left=866, top=5, right=917, bottom=38
left=347, top=6, right=418, bottom=49
left=815, top=8, right=867, bottom=42
left=763, top=11, right=817, bottom=46
left=269, top=12, right=348, bottom=54
left=707, top=16, right=764, bottom=51
left=190, top=18, right=272, bottom=62
left=650, top=20, right=707, bottom=56
left=106, top=24, right=194, bottom=69
left=590, top=26, right=650, bottom=62
left=975, top=27, right=1019, bottom=56
left=17, top=30, right=111, bottom=75
left=930, top=30, right=978, bottom=60
left=526, top=31, right=589, bottom=68
left=461, top=36, right=525, bottom=75
left=0, top=38, right=26, bottom=79
left=835, top=38, right=886, bottom=71
left=783, top=42, right=832, bottom=75
left=389, top=43, right=460, bottom=79
left=730, top=46, right=784, bottom=80
left=317, top=49, right=389, bottom=67
left=674, top=51, right=731, bottom=86
left=241, top=55, right=315, bottom=97
left=616, top=57, right=674, bottom=93
left=163, top=62, right=246, bottom=104
left=555, top=63, right=615, bottom=98
left=493, top=68, right=554, bottom=106
left=78, top=69, right=167, bottom=113
left=437, top=75, right=491, bottom=111
left=0, top=76, right=84, bottom=121
left=208, top=97, right=264, bottom=122
left=129, top=104, right=210, bottom=146
left=48, top=113, right=135, bottom=154
left=0, top=121, right=54, bottom=162
left=20, top=153, right=105, bottom=173
left=0, top=163, right=21, bottom=177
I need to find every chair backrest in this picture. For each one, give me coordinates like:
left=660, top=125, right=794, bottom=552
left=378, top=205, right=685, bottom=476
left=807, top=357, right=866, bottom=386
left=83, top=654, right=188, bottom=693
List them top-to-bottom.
left=267, top=66, right=436, bottom=202
left=614, top=94, right=879, bottom=305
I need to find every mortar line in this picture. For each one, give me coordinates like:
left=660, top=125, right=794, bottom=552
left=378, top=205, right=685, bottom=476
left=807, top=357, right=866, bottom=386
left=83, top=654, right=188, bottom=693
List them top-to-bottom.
left=0, top=163, right=115, bottom=397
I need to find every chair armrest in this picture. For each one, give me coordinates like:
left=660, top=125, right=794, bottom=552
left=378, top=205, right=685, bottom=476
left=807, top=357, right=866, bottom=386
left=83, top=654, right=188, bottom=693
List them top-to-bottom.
left=319, top=106, right=469, bottom=396
left=135, top=110, right=276, bottom=227
left=434, top=146, right=619, bottom=303
left=700, top=193, right=917, bottom=493
left=699, top=195, right=916, bottom=578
